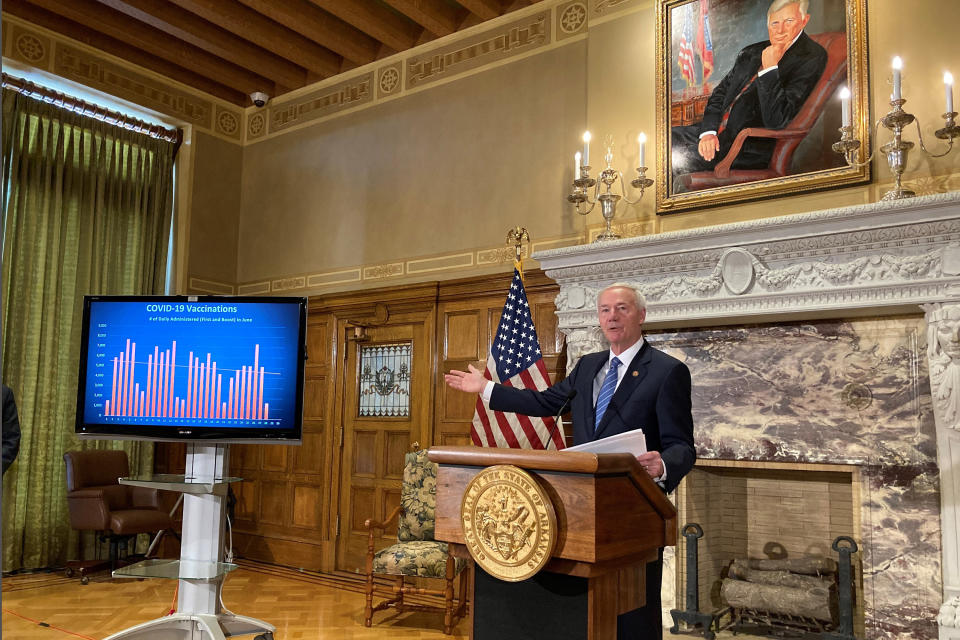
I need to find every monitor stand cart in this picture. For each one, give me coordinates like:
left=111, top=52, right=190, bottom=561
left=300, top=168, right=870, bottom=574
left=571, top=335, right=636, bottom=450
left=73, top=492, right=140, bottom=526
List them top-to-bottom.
left=106, top=443, right=275, bottom=640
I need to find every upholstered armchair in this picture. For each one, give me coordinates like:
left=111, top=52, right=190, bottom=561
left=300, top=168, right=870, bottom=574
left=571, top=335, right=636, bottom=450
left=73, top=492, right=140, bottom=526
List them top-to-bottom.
left=363, top=447, right=469, bottom=635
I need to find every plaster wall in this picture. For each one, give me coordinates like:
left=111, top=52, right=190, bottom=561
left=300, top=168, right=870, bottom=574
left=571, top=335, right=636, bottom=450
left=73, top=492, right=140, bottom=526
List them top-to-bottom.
left=224, top=0, right=960, bottom=293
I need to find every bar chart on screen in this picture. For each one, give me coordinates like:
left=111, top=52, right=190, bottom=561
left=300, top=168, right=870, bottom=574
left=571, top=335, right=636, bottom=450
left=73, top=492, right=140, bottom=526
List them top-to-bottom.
left=83, top=300, right=301, bottom=428
left=100, top=340, right=274, bottom=423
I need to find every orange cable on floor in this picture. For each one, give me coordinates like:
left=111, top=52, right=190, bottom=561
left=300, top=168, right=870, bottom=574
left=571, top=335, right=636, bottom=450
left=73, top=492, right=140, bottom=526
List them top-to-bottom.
left=167, top=581, right=179, bottom=615
left=2, top=607, right=99, bottom=640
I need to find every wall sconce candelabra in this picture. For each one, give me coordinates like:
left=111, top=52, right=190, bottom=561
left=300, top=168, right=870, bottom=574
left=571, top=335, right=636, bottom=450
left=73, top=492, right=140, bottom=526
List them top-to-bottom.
left=834, top=57, right=960, bottom=201
left=567, top=132, right=653, bottom=241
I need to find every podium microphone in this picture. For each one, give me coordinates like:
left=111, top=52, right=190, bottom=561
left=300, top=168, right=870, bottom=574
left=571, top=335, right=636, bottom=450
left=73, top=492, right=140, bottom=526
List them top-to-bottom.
left=546, top=389, right=577, bottom=448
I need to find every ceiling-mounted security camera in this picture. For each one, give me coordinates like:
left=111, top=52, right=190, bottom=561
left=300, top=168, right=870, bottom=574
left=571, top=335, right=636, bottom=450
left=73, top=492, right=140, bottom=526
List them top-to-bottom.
left=250, top=91, right=269, bottom=108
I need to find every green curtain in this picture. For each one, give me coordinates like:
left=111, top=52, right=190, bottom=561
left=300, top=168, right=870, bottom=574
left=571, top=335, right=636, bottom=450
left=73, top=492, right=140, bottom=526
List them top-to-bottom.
left=1, top=88, right=177, bottom=572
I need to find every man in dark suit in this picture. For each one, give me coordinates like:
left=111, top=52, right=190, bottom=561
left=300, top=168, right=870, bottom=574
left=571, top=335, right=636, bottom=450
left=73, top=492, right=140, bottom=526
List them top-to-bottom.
left=671, top=0, right=827, bottom=179
left=445, top=283, right=696, bottom=640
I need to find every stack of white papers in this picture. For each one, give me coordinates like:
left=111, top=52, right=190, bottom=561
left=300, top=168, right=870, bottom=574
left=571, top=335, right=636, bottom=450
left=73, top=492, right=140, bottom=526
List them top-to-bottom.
left=564, top=428, right=647, bottom=457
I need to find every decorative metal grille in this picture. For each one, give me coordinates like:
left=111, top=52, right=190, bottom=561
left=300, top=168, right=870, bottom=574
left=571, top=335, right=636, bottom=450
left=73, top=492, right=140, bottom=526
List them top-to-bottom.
left=358, top=342, right=412, bottom=417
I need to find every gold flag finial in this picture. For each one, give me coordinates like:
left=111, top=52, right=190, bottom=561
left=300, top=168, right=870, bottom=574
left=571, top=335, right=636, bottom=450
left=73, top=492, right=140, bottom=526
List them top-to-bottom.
left=506, top=227, right=530, bottom=278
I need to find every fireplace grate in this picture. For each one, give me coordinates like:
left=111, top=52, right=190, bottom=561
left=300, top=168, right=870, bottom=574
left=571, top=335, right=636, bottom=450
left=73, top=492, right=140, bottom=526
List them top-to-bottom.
left=726, top=606, right=834, bottom=636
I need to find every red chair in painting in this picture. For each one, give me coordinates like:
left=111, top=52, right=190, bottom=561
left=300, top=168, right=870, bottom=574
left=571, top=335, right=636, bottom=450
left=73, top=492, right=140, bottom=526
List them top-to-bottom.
left=677, top=31, right=847, bottom=191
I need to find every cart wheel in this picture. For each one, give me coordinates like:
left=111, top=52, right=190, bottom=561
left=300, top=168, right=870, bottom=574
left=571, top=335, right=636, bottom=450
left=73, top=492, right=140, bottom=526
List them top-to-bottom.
left=65, top=567, right=75, bottom=578
left=80, top=575, right=90, bottom=585
left=253, top=634, right=273, bottom=640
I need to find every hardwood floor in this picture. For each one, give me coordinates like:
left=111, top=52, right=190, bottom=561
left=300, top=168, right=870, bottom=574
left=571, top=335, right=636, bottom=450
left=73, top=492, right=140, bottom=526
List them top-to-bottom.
left=2, top=561, right=468, bottom=639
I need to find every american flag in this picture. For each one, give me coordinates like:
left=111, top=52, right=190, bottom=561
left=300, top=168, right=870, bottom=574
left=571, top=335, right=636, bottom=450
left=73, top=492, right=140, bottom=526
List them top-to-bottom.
left=696, top=0, right=715, bottom=81
left=677, top=2, right=697, bottom=86
left=471, top=269, right=565, bottom=449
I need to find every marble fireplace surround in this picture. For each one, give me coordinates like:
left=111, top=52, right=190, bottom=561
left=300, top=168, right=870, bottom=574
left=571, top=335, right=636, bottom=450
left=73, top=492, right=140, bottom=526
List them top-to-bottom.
left=534, top=192, right=960, bottom=640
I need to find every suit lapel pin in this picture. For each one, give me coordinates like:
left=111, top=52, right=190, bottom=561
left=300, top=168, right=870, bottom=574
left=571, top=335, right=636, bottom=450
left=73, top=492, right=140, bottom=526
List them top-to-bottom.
left=632, top=371, right=639, bottom=377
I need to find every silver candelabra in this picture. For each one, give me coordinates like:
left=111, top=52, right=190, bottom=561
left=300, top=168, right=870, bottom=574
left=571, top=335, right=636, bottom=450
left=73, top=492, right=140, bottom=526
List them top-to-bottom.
left=834, top=98, right=960, bottom=200
left=567, top=135, right=653, bottom=241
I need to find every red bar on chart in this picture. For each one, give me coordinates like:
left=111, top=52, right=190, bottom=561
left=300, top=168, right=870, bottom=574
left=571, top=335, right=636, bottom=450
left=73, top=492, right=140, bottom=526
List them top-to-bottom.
left=128, top=341, right=136, bottom=418
left=170, top=342, right=177, bottom=418
left=252, top=345, right=259, bottom=420
left=162, top=348, right=170, bottom=418
left=119, top=350, right=127, bottom=417
left=159, top=351, right=166, bottom=418
left=146, top=353, right=154, bottom=418
left=187, top=353, right=194, bottom=419
left=204, top=354, right=212, bottom=419
left=110, top=357, right=119, bottom=416
left=192, top=357, right=200, bottom=418
left=199, top=362, right=206, bottom=419
left=246, top=365, right=253, bottom=420
left=239, top=366, right=247, bottom=420
left=257, top=367, right=265, bottom=420
left=216, top=374, right=222, bottom=419
left=228, top=382, right=235, bottom=419
left=105, top=399, right=111, bottom=416
left=264, top=403, right=269, bottom=420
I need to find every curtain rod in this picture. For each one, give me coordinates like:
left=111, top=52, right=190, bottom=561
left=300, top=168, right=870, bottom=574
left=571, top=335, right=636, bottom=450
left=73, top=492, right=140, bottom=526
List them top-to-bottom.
left=2, top=73, right=183, bottom=147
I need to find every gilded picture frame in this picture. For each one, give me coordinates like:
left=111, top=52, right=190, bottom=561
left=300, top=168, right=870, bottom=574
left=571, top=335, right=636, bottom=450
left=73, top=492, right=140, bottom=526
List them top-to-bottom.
left=655, top=0, right=869, bottom=214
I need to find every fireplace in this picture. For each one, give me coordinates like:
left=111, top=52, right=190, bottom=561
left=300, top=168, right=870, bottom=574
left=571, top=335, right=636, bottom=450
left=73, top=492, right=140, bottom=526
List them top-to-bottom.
left=535, top=193, right=960, bottom=640
left=677, top=460, right=861, bottom=636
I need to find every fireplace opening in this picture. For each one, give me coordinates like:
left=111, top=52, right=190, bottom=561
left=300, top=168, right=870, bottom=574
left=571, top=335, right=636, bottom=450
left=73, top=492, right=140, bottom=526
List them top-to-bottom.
left=674, top=460, right=863, bottom=638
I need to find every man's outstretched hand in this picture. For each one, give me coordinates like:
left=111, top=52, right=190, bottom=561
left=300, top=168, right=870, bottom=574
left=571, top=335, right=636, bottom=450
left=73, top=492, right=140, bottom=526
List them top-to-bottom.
left=444, top=364, right=487, bottom=394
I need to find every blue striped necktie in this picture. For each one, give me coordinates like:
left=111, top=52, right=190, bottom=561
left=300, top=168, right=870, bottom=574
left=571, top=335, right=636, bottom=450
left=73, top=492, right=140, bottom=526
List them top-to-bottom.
left=594, top=356, right=621, bottom=431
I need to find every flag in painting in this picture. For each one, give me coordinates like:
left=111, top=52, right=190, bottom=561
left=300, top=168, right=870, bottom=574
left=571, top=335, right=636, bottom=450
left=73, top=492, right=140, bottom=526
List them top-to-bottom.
left=696, top=0, right=715, bottom=81
left=677, top=3, right=697, bottom=86
left=471, top=269, right=565, bottom=450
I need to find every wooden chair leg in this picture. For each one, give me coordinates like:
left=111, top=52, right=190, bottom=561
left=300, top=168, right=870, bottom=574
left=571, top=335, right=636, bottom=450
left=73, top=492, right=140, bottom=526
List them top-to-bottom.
left=364, top=528, right=375, bottom=627
left=443, top=554, right=456, bottom=635
left=457, top=565, right=469, bottom=618
left=395, top=575, right=406, bottom=612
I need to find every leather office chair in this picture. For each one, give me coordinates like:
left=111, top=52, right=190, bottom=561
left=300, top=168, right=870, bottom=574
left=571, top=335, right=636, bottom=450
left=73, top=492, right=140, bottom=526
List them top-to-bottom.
left=363, top=447, right=469, bottom=635
left=63, top=449, right=173, bottom=584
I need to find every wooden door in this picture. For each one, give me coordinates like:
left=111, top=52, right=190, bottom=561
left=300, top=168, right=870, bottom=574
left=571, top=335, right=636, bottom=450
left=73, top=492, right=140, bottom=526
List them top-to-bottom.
left=335, top=320, right=433, bottom=573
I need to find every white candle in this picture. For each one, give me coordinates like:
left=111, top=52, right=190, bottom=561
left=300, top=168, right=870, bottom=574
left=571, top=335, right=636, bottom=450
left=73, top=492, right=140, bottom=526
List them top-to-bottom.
left=892, top=56, right=902, bottom=101
left=946, top=72, right=955, bottom=113
left=839, top=86, right=851, bottom=127
left=582, top=131, right=591, bottom=166
left=637, top=132, right=647, bottom=168
left=574, top=151, right=581, bottom=178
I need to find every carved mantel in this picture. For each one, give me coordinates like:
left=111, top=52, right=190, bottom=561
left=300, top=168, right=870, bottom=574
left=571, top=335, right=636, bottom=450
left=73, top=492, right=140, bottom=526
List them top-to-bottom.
left=534, top=192, right=960, bottom=638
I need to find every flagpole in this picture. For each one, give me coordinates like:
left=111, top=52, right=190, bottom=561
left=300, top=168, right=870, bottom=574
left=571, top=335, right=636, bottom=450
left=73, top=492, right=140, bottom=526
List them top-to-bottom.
left=506, top=226, right=529, bottom=281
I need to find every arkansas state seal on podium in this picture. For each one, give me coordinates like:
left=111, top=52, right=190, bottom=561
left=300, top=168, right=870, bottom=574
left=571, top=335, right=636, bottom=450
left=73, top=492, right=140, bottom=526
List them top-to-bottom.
left=460, top=465, right=557, bottom=582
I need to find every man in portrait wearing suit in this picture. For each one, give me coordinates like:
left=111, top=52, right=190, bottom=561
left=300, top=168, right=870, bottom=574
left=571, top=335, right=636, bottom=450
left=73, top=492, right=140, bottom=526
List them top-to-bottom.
left=671, top=0, right=827, bottom=180
left=444, top=283, right=696, bottom=640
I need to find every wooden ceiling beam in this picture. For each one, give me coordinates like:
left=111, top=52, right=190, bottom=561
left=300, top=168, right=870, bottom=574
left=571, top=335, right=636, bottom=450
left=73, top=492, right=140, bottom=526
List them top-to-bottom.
left=2, top=0, right=249, bottom=104
left=19, top=0, right=276, bottom=97
left=96, top=0, right=308, bottom=90
left=167, top=0, right=340, bottom=78
left=236, top=0, right=380, bottom=67
left=305, top=0, right=423, bottom=54
left=381, top=0, right=467, bottom=38
left=455, top=0, right=502, bottom=22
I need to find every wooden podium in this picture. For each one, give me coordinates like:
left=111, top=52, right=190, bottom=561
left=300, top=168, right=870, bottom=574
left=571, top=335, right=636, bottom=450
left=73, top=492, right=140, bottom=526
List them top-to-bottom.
left=428, top=446, right=677, bottom=640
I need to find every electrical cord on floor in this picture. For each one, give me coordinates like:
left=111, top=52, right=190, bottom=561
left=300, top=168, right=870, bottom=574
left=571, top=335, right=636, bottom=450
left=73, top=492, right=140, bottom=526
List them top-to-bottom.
left=166, top=581, right=179, bottom=616
left=2, top=607, right=99, bottom=640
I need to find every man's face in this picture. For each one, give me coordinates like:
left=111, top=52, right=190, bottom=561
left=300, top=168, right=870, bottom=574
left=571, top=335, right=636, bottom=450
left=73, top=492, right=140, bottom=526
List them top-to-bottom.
left=767, top=3, right=809, bottom=47
left=597, top=287, right=646, bottom=352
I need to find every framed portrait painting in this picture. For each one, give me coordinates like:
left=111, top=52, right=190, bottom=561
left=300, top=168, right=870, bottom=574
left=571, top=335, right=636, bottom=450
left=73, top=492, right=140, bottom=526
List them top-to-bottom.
left=655, top=0, right=869, bottom=214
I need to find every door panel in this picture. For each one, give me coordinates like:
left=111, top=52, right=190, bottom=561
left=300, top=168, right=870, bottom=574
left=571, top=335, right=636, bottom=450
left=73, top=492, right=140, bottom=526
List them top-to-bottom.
left=335, top=322, right=432, bottom=573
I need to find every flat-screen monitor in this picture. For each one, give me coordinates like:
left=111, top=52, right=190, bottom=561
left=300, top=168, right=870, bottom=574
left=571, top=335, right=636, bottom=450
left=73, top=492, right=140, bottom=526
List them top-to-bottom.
left=76, top=295, right=307, bottom=443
